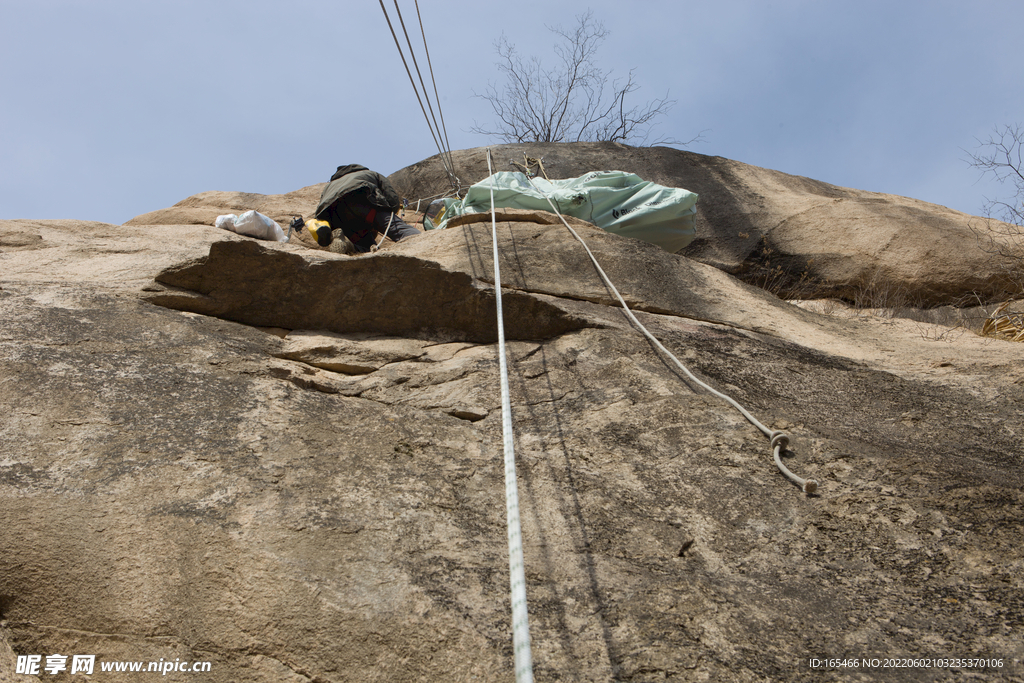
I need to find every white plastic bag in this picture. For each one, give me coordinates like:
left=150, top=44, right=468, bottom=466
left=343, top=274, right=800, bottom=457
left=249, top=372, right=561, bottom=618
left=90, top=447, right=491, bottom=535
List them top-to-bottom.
left=231, top=210, right=287, bottom=242
left=214, top=214, right=237, bottom=231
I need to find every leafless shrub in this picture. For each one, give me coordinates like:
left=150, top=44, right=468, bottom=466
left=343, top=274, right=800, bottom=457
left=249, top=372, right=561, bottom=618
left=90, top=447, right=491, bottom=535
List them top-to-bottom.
left=470, top=11, right=701, bottom=146
left=966, top=124, right=1024, bottom=294
left=967, top=124, right=1024, bottom=228
left=742, top=237, right=831, bottom=300
left=849, top=268, right=920, bottom=318
left=912, top=321, right=967, bottom=342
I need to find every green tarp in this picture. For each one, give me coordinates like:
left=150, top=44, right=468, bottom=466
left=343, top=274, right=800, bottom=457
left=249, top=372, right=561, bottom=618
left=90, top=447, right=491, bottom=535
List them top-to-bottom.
left=426, top=170, right=698, bottom=253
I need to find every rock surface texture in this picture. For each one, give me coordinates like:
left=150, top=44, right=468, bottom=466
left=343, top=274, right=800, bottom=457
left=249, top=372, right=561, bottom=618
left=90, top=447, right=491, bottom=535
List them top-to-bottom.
left=389, top=142, right=1023, bottom=307
left=1, top=145, right=1023, bottom=682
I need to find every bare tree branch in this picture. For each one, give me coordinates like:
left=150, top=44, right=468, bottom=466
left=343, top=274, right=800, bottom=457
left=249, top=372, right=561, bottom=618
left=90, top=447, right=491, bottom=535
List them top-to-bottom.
left=469, top=10, right=697, bottom=147
left=966, top=123, right=1024, bottom=294
left=967, top=123, right=1024, bottom=228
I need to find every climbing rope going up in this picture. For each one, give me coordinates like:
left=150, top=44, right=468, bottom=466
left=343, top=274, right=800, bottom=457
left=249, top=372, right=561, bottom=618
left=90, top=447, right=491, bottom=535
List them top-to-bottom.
left=378, top=0, right=460, bottom=193
left=486, top=149, right=535, bottom=683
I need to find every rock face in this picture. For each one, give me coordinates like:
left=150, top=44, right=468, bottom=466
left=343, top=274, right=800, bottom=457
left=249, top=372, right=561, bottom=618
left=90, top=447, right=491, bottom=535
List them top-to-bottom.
left=124, top=142, right=1024, bottom=307
left=388, top=142, right=1023, bottom=306
left=2, top=152, right=1023, bottom=682
left=124, top=185, right=325, bottom=230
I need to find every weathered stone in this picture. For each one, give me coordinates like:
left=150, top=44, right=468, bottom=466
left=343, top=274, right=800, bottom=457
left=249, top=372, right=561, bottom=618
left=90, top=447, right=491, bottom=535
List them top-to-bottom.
left=389, top=142, right=1024, bottom=306
left=122, top=143, right=1024, bottom=306
left=2, top=151, right=1023, bottom=682
left=124, top=185, right=325, bottom=229
left=145, top=238, right=590, bottom=343
left=275, top=332, right=436, bottom=374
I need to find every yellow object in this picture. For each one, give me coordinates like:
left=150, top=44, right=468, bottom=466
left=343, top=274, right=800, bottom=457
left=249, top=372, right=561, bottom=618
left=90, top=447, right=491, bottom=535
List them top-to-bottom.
left=305, top=219, right=331, bottom=243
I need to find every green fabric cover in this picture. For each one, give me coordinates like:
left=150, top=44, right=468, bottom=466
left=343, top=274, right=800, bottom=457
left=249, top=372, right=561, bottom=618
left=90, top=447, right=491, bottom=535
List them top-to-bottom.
left=426, top=171, right=698, bottom=253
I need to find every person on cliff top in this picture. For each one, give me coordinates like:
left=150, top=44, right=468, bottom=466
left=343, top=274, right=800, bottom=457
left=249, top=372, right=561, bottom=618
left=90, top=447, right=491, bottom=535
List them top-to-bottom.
left=312, top=164, right=419, bottom=253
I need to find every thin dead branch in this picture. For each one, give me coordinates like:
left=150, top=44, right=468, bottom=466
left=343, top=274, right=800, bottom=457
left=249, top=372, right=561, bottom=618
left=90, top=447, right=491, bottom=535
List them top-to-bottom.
left=470, top=11, right=700, bottom=147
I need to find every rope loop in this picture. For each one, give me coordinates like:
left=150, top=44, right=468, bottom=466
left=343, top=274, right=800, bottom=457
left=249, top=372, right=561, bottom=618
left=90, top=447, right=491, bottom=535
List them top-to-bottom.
left=769, top=431, right=790, bottom=451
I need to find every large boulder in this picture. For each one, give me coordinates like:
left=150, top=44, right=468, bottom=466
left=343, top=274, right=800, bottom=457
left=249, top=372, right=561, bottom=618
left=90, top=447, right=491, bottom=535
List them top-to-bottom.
left=389, top=142, right=1023, bottom=306
left=123, top=143, right=1023, bottom=307
left=124, top=185, right=326, bottom=229
left=1, top=211, right=1022, bottom=681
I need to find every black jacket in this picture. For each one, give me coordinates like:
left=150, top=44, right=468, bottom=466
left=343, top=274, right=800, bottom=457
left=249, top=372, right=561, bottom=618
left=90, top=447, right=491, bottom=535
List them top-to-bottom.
left=314, top=164, right=400, bottom=220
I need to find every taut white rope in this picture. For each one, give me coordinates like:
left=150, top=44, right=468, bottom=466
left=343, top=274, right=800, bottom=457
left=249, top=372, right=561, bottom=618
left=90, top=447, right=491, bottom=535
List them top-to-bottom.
left=377, top=1, right=458, bottom=189
left=487, top=149, right=534, bottom=682
left=520, top=173, right=818, bottom=494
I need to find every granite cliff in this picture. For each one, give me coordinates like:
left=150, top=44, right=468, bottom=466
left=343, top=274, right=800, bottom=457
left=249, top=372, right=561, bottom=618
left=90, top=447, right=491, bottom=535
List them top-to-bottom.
left=1, top=144, right=1021, bottom=681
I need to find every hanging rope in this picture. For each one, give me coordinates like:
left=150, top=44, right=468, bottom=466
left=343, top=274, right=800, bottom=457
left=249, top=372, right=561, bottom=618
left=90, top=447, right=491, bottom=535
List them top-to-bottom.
left=414, top=0, right=457, bottom=186
left=378, top=1, right=459, bottom=193
left=391, top=2, right=452, bottom=173
left=487, top=149, right=535, bottom=683
left=517, top=173, right=819, bottom=494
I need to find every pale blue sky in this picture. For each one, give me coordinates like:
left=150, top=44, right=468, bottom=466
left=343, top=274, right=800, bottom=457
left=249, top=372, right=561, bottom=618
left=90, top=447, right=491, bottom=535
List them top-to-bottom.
left=2, top=0, right=1021, bottom=224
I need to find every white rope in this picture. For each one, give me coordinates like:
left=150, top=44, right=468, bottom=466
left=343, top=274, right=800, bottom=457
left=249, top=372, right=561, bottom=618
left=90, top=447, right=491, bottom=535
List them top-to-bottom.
left=413, top=0, right=457, bottom=186
left=377, top=1, right=458, bottom=190
left=391, top=2, right=447, bottom=159
left=487, top=149, right=534, bottom=683
left=519, top=173, right=819, bottom=495
left=412, top=187, right=461, bottom=206
left=370, top=213, right=395, bottom=253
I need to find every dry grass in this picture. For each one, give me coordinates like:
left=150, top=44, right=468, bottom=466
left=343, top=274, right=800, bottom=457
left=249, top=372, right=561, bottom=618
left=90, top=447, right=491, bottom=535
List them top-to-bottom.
left=745, top=236, right=1018, bottom=342
left=742, top=237, right=832, bottom=301
left=744, top=237, right=926, bottom=315
left=847, top=267, right=923, bottom=319
left=981, top=301, right=1024, bottom=341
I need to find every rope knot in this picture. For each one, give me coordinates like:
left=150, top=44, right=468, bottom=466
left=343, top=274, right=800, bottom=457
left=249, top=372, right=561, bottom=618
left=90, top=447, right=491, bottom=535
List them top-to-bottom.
left=770, top=431, right=790, bottom=451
